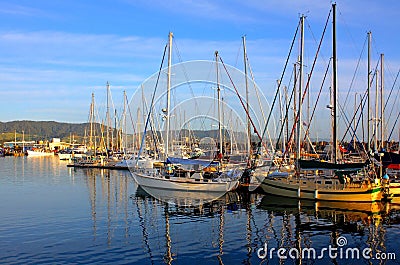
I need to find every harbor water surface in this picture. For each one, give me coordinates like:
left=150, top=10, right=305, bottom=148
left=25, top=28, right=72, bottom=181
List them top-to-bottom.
left=1, top=156, right=400, bottom=264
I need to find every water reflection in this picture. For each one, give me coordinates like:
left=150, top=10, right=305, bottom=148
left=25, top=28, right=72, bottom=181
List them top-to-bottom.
left=3, top=157, right=400, bottom=264
left=70, top=165, right=400, bottom=264
left=69, top=167, right=132, bottom=246
left=257, top=195, right=397, bottom=264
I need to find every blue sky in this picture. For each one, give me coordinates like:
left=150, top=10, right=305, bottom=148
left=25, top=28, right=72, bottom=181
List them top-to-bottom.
left=0, top=0, right=399, bottom=139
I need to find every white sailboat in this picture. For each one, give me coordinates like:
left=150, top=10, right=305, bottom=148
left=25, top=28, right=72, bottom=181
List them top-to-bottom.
left=129, top=32, right=241, bottom=195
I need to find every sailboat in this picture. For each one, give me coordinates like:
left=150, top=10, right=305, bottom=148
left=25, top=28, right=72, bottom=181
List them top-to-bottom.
left=255, top=4, right=383, bottom=202
left=129, top=32, right=241, bottom=195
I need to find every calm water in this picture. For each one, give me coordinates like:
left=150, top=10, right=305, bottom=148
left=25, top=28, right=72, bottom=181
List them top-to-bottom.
left=1, top=156, right=400, bottom=265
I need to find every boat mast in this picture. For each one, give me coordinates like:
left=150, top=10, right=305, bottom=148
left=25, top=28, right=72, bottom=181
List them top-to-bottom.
left=332, top=3, right=338, bottom=163
left=296, top=15, right=305, bottom=164
left=367, top=31, right=372, bottom=152
left=165, top=32, right=173, bottom=159
left=242, top=36, right=251, bottom=158
left=215, top=51, right=223, bottom=158
left=380, top=53, right=384, bottom=150
left=292, top=63, right=297, bottom=157
left=375, top=69, right=379, bottom=151
left=106, top=81, right=110, bottom=152
left=123, top=90, right=127, bottom=155
left=89, top=93, right=95, bottom=151
left=114, top=109, right=117, bottom=151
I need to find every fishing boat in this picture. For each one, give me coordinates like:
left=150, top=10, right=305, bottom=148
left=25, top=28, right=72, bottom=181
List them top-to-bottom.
left=255, top=4, right=384, bottom=202
left=130, top=32, right=242, bottom=194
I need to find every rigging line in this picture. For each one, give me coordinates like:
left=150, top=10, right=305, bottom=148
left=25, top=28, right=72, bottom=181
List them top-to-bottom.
left=284, top=9, right=331, bottom=157
left=305, top=16, right=330, bottom=67
left=257, top=19, right=301, bottom=155
left=343, top=35, right=368, bottom=107
left=172, top=38, right=200, bottom=115
left=234, top=39, right=242, bottom=68
left=136, top=44, right=168, bottom=164
left=245, top=50, right=275, bottom=152
left=219, top=55, right=267, bottom=153
left=246, top=57, right=266, bottom=122
left=302, top=58, right=332, bottom=144
left=369, top=58, right=380, bottom=88
left=368, top=60, right=399, bottom=140
left=265, top=65, right=297, bottom=160
left=383, top=68, right=399, bottom=114
left=384, top=70, right=400, bottom=133
left=273, top=73, right=296, bottom=165
left=340, top=89, right=367, bottom=143
left=340, top=90, right=372, bottom=161
left=126, top=96, right=137, bottom=136
left=144, top=97, right=160, bottom=156
left=337, top=99, right=365, bottom=149
left=387, top=111, right=400, bottom=141
left=302, top=124, right=319, bottom=155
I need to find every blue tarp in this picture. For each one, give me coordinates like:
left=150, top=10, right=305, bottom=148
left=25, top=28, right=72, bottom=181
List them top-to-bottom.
left=166, top=157, right=219, bottom=167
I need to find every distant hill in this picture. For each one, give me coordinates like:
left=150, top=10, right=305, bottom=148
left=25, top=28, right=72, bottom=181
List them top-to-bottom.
left=0, top=120, right=91, bottom=142
left=0, top=120, right=251, bottom=144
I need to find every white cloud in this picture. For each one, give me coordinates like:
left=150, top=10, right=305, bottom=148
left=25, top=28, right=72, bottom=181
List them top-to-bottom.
left=0, top=3, right=45, bottom=16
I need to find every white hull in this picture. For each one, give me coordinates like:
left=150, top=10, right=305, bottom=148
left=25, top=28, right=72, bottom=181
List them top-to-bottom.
left=27, top=150, right=54, bottom=157
left=58, top=153, right=72, bottom=160
left=58, top=153, right=85, bottom=160
left=131, top=169, right=239, bottom=192
left=259, top=177, right=382, bottom=202
left=139, top=186, right=229, bottom=206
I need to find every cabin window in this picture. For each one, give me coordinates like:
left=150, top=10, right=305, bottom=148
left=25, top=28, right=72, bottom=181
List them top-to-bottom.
left=317, top=181, right=322, bottom=184
left=325, top=181, right=332, bottom=184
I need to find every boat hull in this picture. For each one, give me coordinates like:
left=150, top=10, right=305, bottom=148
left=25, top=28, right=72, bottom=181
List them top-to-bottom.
left=27, top=150, right=54, bottom=157
left=58, top=153, right=72, bottom=160
left=131, top=169, right=239, bottom=193
left=260, top=178, right=382, bottom=202
left=390, top=182, right=400, bottom=198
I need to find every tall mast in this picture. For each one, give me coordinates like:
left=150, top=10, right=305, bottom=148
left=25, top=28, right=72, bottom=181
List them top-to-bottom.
left=332, top=3, right=338, bottom=163
left=296, top=15, right=305, bottom=163
left=367, top=31, right=372, bottom=152
left=165, top=32, right=173, bottom=159
left=242, top=36, right=251, bottom=158
left=215, top=51, right=223, bottom=157
left=380, top=53, right=384, bottom=150
left=292, top=63, right=297, bottom=156
left=374, top=69, right=379, bottom=151
left=278, top=79, right=284, bottom=150
left=106, top=81, right=111, bottom=151
left=123, top=90, right=127, bottom=154
left=90, top=92, right=95, bottom=150
left=354, top=93, right=357, bottom=144
left=136, top=107, right=141, bottom=151
left=114, top=109, right=117, bottom=151
left=22, top=130, right=24, bottom=153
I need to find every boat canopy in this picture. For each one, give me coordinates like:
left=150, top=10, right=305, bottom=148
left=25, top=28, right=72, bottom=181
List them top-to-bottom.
left=166, top=157, right=218, bottom=167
